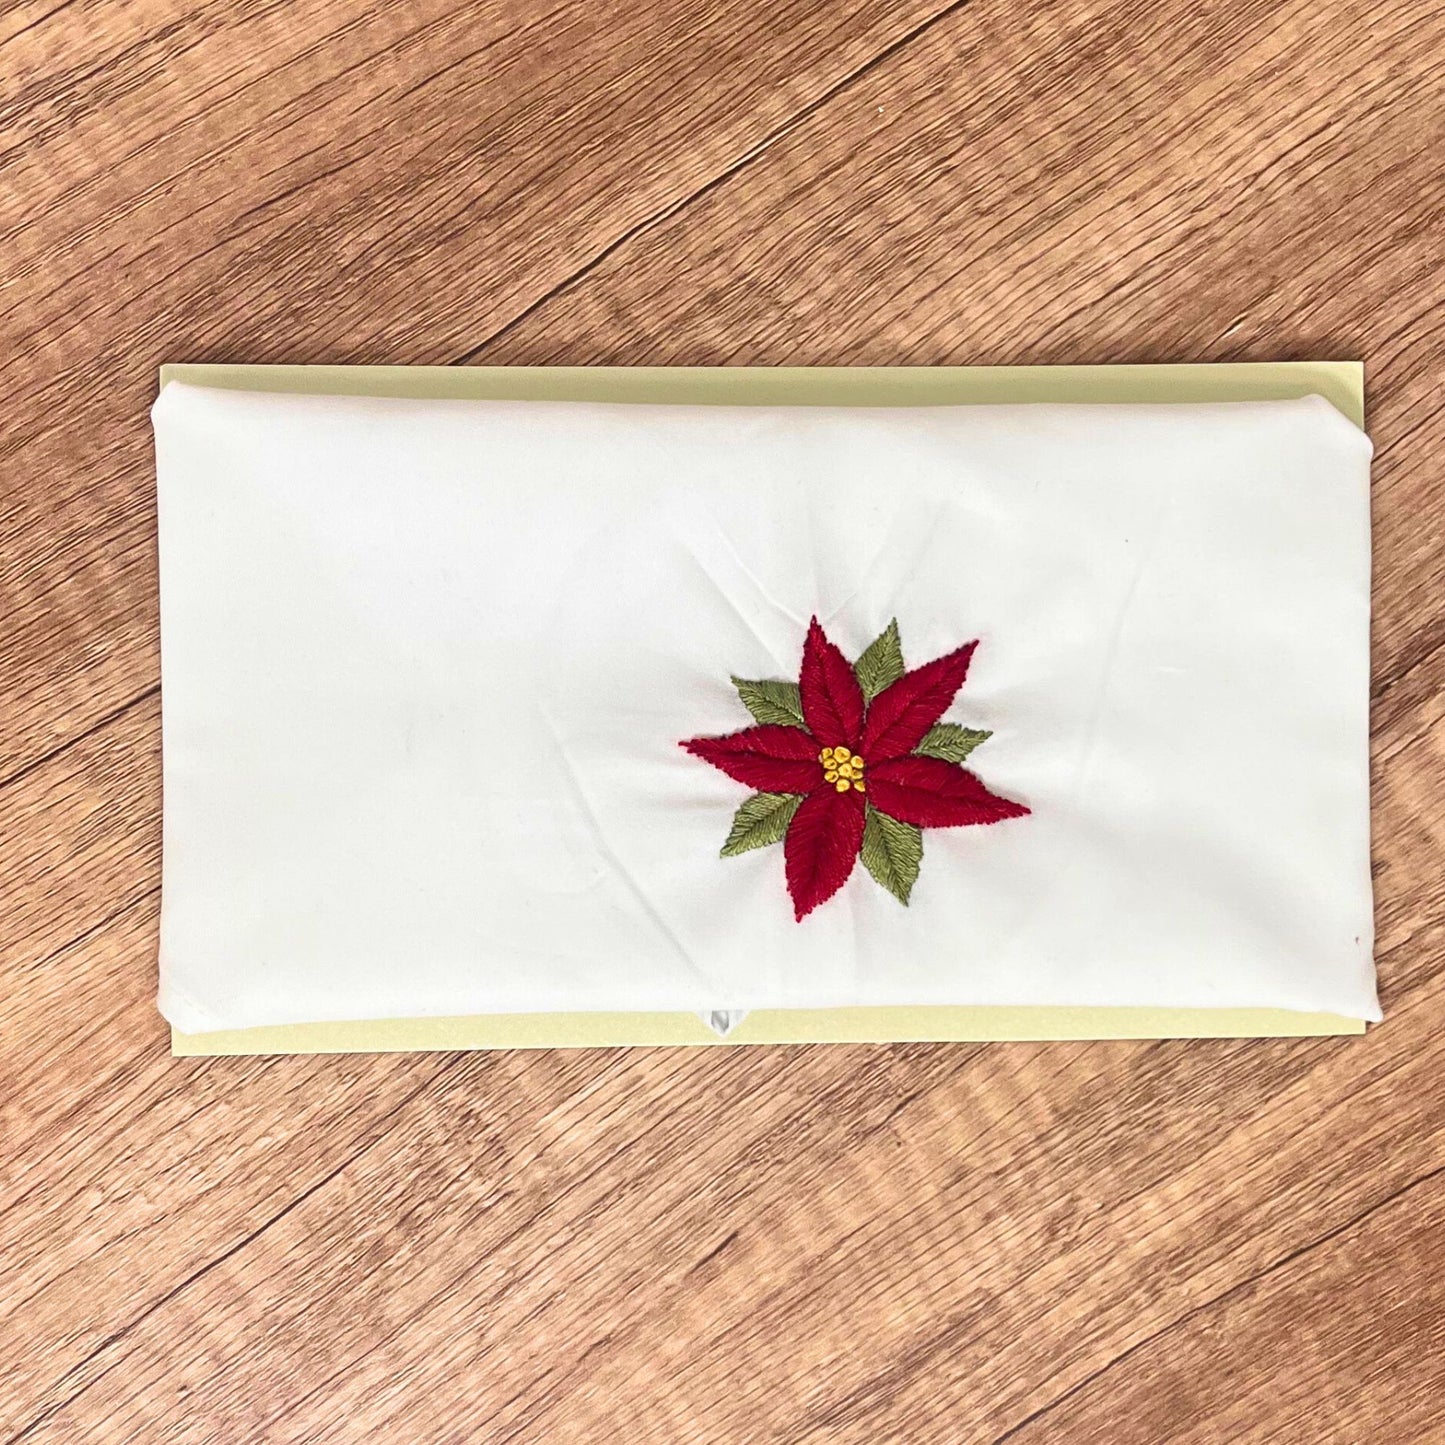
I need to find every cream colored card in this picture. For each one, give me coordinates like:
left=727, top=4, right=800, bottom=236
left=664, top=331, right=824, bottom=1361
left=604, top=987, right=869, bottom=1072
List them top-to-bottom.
left=164, top=361, right=1368, bottom=1054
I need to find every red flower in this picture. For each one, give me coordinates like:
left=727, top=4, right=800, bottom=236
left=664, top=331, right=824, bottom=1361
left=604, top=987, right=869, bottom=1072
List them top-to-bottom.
left=681, top=617, right=1029, bottom=919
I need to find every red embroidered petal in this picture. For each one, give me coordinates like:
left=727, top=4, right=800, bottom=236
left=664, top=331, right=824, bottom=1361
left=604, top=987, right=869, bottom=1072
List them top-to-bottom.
left=799, top=616, right=865, bottom=749
left=862, top=641, right=978, bottom=760
left=680, top=726, right=821, bottom=793
left=869, top=754, right=1029, bottom=828
left=784, top=783, right=866, bottom=920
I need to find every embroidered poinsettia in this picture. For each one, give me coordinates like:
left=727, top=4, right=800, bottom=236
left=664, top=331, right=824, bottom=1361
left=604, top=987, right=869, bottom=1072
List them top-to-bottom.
left=681, top=618, right=1029, bottom=919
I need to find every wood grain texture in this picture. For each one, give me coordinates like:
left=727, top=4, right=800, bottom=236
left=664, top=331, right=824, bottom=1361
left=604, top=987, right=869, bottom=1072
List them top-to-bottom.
left=1, top=0, right=1442, bottom=1439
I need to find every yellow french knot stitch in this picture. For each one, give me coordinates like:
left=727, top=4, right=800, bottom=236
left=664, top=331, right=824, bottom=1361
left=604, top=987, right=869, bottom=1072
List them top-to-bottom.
left=819, top=746, right=867, bottom=793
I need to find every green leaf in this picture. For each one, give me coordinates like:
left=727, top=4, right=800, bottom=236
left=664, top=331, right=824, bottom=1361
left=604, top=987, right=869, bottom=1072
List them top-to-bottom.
left=853, top=619, right=905, bottom=700
left=731, top=676, right=807, bottom=729
left=915, top=723, right=991, bottom=763
left=720, top=791, right=805, bottom=857
left=860, top=805, right=923, bottom=905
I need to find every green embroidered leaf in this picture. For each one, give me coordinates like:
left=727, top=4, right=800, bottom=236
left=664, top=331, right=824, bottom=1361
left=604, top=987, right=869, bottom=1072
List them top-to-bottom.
left=853, top=619, right=905, bottom=700
left=732, top=676, right=807, bottom=729
left=915, top=723, right=992, bottom=763
left=720, top=791, right=805, bottom=857
left=860, top=805, right=923, bottom=905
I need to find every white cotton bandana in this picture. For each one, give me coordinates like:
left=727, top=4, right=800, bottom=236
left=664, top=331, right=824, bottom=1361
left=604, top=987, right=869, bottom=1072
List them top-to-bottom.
left=152, top=383, right=1377, bottom=1031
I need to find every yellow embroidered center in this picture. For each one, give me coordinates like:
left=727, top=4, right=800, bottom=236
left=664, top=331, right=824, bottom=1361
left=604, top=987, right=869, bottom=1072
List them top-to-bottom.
left=820, top=746, right=866, bottom=793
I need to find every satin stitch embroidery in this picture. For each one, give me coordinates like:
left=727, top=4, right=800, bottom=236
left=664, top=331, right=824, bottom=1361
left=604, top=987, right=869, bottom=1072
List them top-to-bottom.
left=680, top=618, right=1030, bottom=920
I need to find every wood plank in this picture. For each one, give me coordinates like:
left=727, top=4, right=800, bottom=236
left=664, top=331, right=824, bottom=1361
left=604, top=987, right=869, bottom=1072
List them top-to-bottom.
left=0, top=0, right=954, bottom=780
left=3, top=0, right=1443, bottom=1439
left=479, top=0, right=1445, bottom=696
left=0, top=679, right=1440, bottom=1436
left=0, top=694, right=159, bottom=971
left=5, top=952, right=1442, bottom=1440
left=999, top=1170, right=1445, bottom=1443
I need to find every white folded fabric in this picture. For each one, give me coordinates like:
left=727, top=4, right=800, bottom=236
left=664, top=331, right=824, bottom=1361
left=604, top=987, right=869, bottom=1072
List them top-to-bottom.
left=152, top=383, right=1377, bottom=1030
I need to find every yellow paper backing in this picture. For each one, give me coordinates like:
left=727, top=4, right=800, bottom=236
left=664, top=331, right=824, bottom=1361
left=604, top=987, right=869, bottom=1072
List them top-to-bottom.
left=164, top=361, right=1367, bottom=1054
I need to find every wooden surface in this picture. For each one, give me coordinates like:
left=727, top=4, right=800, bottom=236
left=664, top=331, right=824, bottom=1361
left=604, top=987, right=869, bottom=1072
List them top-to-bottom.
left=2, top=0, right=1443, bottom=1439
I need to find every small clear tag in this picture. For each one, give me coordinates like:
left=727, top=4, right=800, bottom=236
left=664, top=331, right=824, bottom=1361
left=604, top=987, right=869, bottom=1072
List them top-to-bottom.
left=698, top=1009, right=748, bottom=1039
